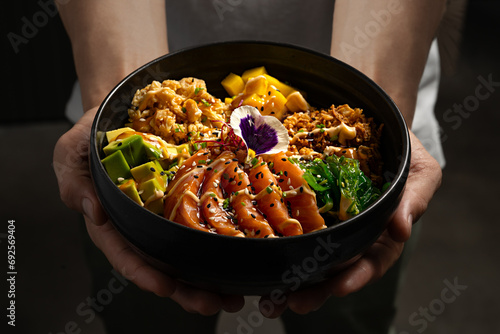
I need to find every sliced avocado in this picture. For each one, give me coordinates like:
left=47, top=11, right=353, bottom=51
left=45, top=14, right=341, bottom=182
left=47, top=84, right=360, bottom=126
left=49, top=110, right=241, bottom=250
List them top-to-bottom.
left=106, top=127, right=135, bottom=143
left=103, top=135, right=148, bottom=167
left=145, top=142, right=163, bottom=160
left=101, top=150, right=132, bottom=184
left=130, top=161, right=167, bottom=192
left=130, top=161, right=158, bottom=182
left=138, top=178, right=163, bottom=202
left=118, top=179, right=144, bottom=206
left=145, top=197, right=164, bottom=215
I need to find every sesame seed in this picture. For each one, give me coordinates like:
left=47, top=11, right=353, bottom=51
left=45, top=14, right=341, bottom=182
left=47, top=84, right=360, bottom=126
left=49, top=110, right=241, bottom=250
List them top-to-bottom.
left=281, top=158, right=287, bottom=162
left=225, top=160, right=231, bottom=165
left=192, top=162, right=196, bottom=166
left=150, top=167, right=156, bottom=172
left=207, top=167, right=213, bottom=171
left=234, top=167, right=238, bottom=173
left=284, top=171, right=288, bottom=177
left=194, top=175, right=199, bottom=179
left=237, top=181, right=242, bottom=186
left=300, top=186, right=304, bottom=193
left=207, top=203, right=211, bottom=208
left=270, top=203, right=274, bottom=207
left=251, top=214, right=256, bottom=219
left=255, top=229, right=261, bottom=235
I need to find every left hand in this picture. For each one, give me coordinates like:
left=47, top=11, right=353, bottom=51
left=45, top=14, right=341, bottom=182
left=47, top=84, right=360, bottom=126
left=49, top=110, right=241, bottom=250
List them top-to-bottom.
left=259, top=130, right=442, bottom=317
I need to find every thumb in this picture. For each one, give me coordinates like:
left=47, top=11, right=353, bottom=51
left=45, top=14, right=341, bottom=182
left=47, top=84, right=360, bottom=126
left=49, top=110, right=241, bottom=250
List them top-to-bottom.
left=53, top=108, right=107, bottom=225
left=388, top=131, right=442, bottom=242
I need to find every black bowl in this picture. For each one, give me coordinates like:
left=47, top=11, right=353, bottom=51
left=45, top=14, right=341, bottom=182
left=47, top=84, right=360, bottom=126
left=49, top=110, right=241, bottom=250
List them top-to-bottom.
left=90, top=41, right=410, bottom=295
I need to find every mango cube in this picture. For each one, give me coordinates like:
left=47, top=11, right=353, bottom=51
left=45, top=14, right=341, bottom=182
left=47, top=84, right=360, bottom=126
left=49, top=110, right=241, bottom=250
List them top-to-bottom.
left=241, top=66, right=268, bottom=82
left=221, top=73, right=245, bottom=97
left=263, top=74, right=296, bottom=97
left=244, top=75, right=268, bottom=96
left=262, top=87, right=288, bottom=120
left=285, top=91, right=309, bottom=112
left=233, top=93, right=264, bottom=110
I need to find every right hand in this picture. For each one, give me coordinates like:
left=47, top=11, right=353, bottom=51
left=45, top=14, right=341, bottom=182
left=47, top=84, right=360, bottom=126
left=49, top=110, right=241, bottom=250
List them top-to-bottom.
left=53, top=107, right=245, bottom=315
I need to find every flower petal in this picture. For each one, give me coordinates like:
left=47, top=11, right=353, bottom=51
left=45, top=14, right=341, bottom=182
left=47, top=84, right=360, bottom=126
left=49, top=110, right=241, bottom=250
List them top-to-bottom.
left=230, top=106, right=289, bottom=156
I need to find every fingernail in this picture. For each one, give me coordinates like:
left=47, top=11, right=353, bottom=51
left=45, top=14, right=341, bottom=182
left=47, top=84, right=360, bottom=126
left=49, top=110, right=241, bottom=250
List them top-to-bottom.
left=82, top=197, right=95, bottom=222
left=407, top=214, right=413, bottom=226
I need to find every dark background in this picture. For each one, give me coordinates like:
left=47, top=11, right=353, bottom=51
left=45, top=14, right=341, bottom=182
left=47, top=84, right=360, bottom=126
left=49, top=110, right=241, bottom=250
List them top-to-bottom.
left=1, top=0, right=499, bottom=333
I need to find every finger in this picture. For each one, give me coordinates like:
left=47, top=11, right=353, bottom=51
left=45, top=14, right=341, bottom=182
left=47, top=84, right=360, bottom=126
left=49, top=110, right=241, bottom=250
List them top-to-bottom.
left=53, top=108, right=108, bottom=226
left=388, top=131, right=442, bottom=242
left=86, top=219, right=177, bottom=298
left=329, top=231, right=403, bottom=297
left=286, top=281, right=331, bottom=315
left=170, top=282, right=224, bottom=316
left=221, top=294, right=245, bottom=313
left=258, top=294, right=289, bottom=319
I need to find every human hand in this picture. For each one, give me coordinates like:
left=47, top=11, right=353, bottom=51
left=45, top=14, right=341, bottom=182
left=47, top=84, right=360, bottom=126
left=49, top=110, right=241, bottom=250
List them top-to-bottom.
left=53, top=107, right=244, bottom=315
left=258, top=130, right=443, bottom=317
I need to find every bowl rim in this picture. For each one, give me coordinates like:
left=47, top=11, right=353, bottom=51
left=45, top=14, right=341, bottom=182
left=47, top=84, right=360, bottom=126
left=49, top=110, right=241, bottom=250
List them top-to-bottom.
left=90, top=40, right=410, bottom=244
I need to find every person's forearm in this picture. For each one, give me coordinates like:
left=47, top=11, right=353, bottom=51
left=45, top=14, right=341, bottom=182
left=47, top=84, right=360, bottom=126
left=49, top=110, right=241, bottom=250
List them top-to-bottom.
left=57, top=0, right=168, bottom=110
left=331, top=0, right=446, bottom=126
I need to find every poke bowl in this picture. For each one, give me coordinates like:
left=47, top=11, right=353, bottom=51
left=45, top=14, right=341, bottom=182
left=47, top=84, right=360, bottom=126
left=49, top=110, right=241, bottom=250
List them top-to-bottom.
left=89, top=41, right=410, bottom=295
